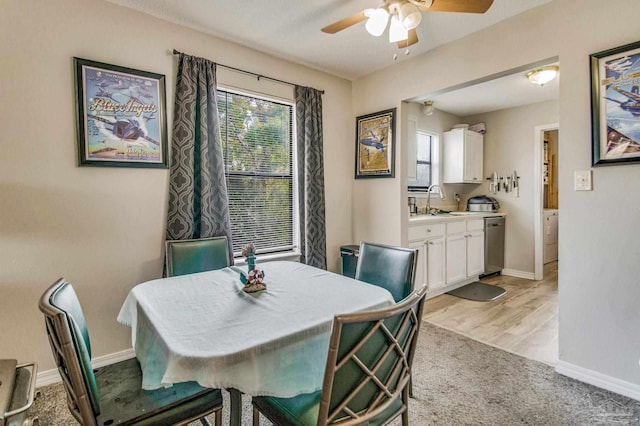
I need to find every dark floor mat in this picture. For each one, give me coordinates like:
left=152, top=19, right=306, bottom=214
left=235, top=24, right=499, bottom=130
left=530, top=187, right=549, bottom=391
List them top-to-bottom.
left=446, top=281, right=506, bottom=301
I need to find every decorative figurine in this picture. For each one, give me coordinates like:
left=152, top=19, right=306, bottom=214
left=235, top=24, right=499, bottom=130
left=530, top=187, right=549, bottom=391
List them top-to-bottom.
left=240, top=243, right=266, bottom=293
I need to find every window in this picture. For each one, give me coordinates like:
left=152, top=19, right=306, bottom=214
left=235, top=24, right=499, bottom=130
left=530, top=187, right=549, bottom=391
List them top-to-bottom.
left=217, top=89, right=297, bottom=257
left=408, top=131, right=435, bottom=191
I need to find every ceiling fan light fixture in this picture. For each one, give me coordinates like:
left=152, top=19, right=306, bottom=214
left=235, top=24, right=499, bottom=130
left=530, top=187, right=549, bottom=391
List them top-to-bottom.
left=399, top=2, right=422, bottom=30
left=364, top=7, right=389, bottom=37
left=389, top=15, right=408, bottom=43
left=526, top=66, right=559, bottom=86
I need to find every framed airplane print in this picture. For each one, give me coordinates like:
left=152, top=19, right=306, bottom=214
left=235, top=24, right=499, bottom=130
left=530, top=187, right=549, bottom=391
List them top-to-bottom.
left=590, top=41, right=640, bottom=166
left=74, top=57, right=168, bottom=168
left=355, top=108, right=396, bottom=178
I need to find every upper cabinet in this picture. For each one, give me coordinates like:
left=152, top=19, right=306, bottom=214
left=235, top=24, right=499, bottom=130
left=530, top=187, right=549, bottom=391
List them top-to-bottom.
left=442, top=128, right=483, bottom=184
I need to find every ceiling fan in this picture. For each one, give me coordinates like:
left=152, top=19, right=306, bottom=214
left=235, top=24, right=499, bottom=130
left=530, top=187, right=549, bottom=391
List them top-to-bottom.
left=321, top=0, right=494, bottom=48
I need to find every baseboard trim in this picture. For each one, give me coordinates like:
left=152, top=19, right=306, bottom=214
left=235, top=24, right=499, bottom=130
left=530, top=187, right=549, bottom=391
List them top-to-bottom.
left=501, top=269, right=535, bottom=280
left=36, top=348, right=135, bottom=387
left=556, top=360, right=640, bottom=402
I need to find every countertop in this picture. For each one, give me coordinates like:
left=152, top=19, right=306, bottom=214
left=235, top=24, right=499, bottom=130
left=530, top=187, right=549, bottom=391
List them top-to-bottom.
left=409, top=211, right=506, bottom=223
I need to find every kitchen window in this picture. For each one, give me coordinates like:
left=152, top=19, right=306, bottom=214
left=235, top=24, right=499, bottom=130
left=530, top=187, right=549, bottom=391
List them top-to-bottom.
left=217, top=88, right=297, bottom=257
left=408, top=131, right=439, bottom=191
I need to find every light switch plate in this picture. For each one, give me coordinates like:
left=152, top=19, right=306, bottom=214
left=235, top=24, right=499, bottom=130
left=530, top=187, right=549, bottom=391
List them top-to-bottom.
left=574, top=170, right=592, bottom=191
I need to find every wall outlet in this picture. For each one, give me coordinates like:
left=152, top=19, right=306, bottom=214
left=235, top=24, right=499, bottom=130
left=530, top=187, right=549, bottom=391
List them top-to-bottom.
left=574, top=170, right=592, bottom=191
left=454, top=193, right=461, bottom=202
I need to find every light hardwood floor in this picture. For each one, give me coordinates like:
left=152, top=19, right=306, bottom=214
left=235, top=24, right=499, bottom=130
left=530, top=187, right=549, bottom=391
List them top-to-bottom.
left=423, top=262, right=558, bottom=365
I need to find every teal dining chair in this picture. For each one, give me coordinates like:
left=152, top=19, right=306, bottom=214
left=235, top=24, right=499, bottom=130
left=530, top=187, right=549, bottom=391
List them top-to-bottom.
left=165, top=236, right=231, bottom=277
left=355, top=242, right=418, bottom=303
left=39, top=278, right=223, bottom=426
left=252, top=285, right=427, bottom=426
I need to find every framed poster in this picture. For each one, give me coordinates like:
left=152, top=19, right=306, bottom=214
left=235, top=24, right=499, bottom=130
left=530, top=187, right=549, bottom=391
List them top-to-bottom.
left=590, top=41, right=640, bottom=166
left=74, top=57, right=168, bottom=168
left=355, top=108, right=395, bottom=178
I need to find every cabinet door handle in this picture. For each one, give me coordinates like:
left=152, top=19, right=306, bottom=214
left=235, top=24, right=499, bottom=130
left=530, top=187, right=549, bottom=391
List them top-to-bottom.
left=427, top=229, right=431, bottom=232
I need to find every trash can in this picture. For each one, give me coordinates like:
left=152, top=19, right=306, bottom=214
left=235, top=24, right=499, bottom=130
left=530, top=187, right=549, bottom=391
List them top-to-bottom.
left=340, top=245, right=360, bottom=278
left=0, top=359, right=38, bottom=426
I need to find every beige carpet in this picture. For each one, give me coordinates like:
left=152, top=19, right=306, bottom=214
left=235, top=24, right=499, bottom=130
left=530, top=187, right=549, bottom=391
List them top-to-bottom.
left=28, top=322, right=639, bottom=425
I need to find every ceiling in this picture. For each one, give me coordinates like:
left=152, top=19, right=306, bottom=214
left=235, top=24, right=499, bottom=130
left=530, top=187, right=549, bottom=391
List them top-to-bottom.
left=103, top=0, right=557, bottom=116
left=104, top=0, right=552, bottom=81
left=412, top=61, right=560, bottom=117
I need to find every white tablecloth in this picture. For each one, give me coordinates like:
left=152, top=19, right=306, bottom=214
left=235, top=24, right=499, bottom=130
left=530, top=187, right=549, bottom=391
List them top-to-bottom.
left=117, top=261, right=394, bottom=397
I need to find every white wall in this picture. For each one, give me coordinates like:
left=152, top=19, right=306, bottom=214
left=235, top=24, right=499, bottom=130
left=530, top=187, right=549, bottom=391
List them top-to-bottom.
left=0, top=0, right=353, bottom=371
left=353, top=0, right=640, bottom=392
left=465, top=100, right=559, bottom=275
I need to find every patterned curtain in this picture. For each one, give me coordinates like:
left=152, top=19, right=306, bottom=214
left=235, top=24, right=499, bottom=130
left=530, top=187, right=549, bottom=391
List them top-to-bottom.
left=166, top=54, right=234, bottom=261
left=295, top=86, right=327, bottom=269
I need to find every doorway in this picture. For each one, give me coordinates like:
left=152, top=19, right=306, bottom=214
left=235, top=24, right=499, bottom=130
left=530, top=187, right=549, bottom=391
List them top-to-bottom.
left=534, top=124, right=559, bottom=280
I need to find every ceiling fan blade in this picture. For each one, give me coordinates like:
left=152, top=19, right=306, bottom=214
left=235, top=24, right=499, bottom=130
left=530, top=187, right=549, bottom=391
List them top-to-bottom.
left=417, top=0, right=494, bottom=13
left=321, top=11, right=367, bottom=34
left=397, top=29, right=419, bottom=48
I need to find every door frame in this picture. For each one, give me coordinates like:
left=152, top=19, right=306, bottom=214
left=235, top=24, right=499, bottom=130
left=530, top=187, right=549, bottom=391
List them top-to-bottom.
left=533, top=123, right=559, bottom=280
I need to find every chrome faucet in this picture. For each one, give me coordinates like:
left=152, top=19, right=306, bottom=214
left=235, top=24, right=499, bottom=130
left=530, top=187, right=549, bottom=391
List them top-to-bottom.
left=426, top=184, right=446, bottom=215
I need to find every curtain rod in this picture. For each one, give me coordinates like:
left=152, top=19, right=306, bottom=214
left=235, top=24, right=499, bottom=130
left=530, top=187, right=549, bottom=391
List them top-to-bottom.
left=172, top=49, right=324, bottom=94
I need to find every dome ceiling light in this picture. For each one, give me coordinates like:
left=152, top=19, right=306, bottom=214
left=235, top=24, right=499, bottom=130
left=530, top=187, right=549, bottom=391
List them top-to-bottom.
left=526, top=66, right=559, bottom=86
left=423, top=100, right=435, bottom=116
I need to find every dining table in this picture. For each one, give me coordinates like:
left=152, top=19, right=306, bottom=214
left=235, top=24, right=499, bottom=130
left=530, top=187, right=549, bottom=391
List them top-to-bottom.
left=117, top=260, right=395, bottom=426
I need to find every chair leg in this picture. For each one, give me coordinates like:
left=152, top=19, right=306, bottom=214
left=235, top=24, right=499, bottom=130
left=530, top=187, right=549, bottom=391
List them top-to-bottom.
left=409, top=376, right=414, bottom=398
left=402, top=385, right=410, bottom=426
left=253, top=406, right=260, bottom=426
left=402, top=408, right=409, bottom=426
left=215, top=409, right=222, bottom=426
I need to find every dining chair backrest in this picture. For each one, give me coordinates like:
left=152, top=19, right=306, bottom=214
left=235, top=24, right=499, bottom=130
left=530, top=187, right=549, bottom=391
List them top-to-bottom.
left=165, top=236, right=231, bottom=277
left=355, top=242, right=418, bottom=302
left=38, top=279, right=100, bottom=424
left=40, top=279, right=224, bottom=426
left=317, top=285, right=427, bottom=425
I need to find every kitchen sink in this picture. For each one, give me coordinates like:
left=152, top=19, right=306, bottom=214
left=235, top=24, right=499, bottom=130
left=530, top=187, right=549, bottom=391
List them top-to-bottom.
left=428, top=209, right=451, bottom=216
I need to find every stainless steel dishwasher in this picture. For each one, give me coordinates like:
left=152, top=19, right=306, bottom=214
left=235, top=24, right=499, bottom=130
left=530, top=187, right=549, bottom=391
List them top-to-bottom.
left=482, top=216, right=505, bottom=277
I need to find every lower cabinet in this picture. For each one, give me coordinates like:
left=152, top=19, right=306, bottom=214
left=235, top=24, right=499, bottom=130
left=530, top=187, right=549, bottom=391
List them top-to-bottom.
left=409, top=217, right=484, bottom=294
left=466, top=230, right=485, bottom=277
left=445, top=233, right=467, bottom=284
left=410, top=236, right=446, bottom=292
left=426, top=237, right=446, bottom=290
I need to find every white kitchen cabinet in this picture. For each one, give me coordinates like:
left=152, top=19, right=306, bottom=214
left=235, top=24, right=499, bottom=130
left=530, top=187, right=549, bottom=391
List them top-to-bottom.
left=443, top=128, right=483, bottom=183
left=408, top=216, right=485, bottom=293
left=446, top=218, right=484, bottom=284
left=466, top=218, right=485, bottom=277
left=408, top=222, right=446, bottom=291
left=466, top=231, right=485, bottom=276
left=445, top=233, right=467, bottom=284
left=425, top=237, right=446, bottom=290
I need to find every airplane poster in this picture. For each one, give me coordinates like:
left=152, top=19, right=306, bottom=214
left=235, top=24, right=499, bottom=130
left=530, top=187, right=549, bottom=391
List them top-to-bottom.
left=591, top=41, right=640, bottom=166
left=74, top=58, right=168, bottom=168
left=355, top=108, right=395, bottom=178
